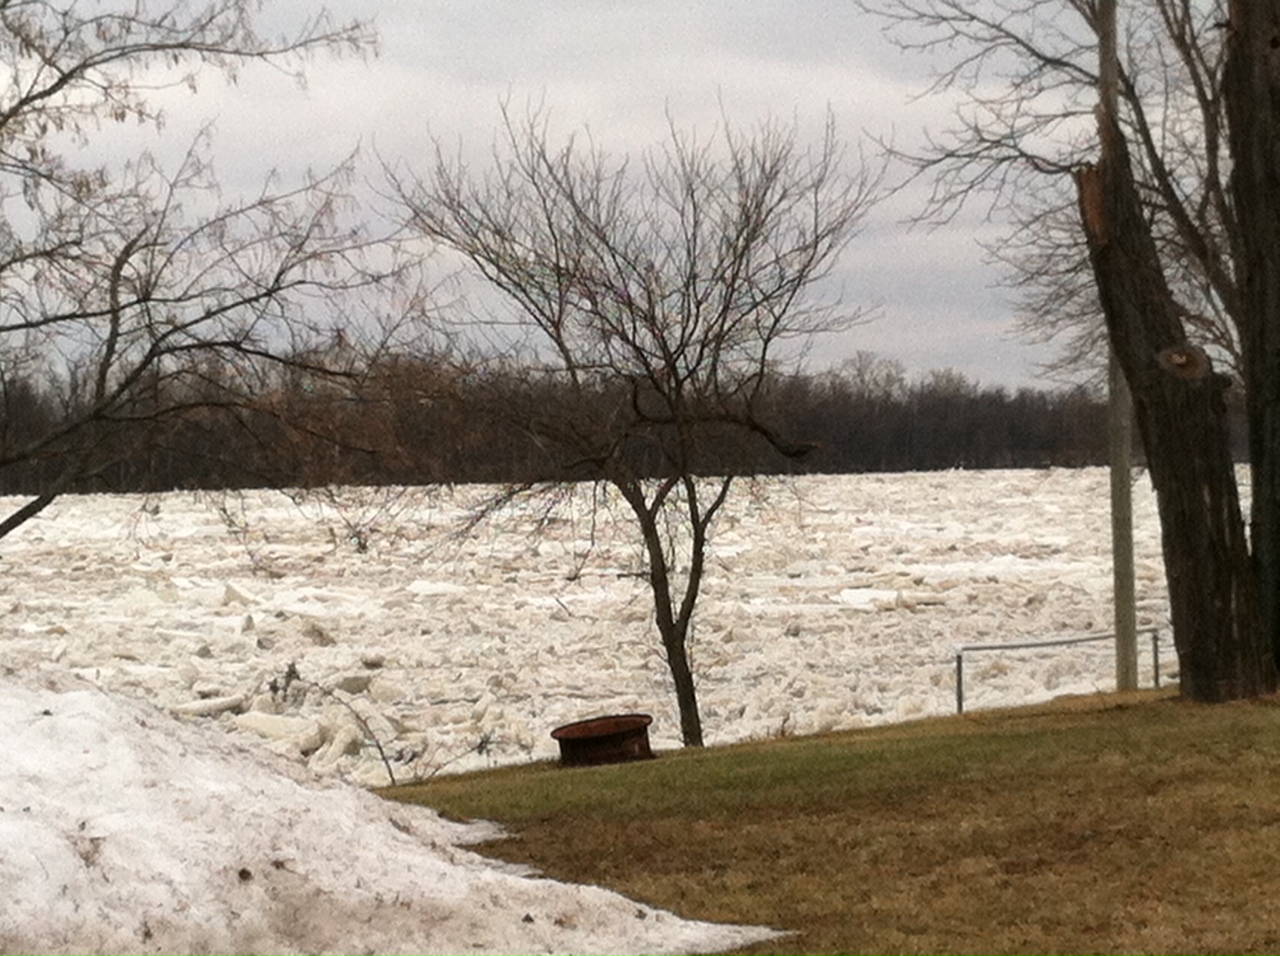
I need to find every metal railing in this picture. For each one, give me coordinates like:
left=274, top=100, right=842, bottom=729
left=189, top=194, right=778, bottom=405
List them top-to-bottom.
left=954, top=627, right=1165, bottom=714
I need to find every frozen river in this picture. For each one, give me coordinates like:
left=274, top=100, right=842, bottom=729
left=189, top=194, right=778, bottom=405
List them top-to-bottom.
left=2, top=467, right=1172, bottom=785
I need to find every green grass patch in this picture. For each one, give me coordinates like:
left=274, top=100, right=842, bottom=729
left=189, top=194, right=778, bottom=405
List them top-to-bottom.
left=382, top=690, right=1280, bottom=954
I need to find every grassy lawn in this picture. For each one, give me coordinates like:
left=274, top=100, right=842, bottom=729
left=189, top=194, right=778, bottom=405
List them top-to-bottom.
left=382, top=690, right=1280, bottom=954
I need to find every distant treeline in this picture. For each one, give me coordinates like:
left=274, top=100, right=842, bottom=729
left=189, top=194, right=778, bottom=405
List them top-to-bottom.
left=0, top=352, right=1115, bottom=496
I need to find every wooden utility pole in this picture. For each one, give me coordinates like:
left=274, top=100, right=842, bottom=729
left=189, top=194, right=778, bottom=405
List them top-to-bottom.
left=1096, top=0, right=1138, bottom=691
left=1110, top=351, right=1138, bottom=689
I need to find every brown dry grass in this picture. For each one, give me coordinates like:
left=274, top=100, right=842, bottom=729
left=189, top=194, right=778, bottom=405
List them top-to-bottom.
left=383, top=690, right=1280, bottom=954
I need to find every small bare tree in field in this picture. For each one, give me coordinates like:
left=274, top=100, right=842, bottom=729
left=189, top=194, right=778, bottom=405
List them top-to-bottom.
left=391, top=107, right=877, bottom=746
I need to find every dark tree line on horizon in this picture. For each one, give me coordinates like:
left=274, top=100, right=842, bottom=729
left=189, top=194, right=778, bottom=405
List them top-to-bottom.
left=0, top=349, right=1129, bottom=497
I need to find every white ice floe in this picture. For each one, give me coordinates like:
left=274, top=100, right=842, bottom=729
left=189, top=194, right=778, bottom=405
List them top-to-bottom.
left=836, top=587, right=901, bottom=609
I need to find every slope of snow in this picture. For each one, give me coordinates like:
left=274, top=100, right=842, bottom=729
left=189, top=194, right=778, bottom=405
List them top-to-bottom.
left=0, top=665, right=780, bottom=955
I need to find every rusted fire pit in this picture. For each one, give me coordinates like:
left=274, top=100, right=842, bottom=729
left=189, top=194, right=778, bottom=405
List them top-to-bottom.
left=550, top=713, right=655, bottom=767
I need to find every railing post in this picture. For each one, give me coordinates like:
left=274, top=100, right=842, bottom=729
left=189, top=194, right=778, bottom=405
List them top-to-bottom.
left=955, top=651, right=964, bottom=714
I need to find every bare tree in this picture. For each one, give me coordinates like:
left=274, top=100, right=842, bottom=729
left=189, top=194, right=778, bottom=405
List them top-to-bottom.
left=863, top=0, right=1279, bottom=698
left=864, top=0, right=1240, bottom=380
left=0, top=1, right=402, bottom=539
left=391, top=107, right=877, bottom=746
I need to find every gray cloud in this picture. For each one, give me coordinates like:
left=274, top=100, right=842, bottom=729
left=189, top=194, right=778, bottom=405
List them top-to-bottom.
left=127, top=1, right=1064, bottom=388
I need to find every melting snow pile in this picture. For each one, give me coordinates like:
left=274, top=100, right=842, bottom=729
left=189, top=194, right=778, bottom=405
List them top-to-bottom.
left=0, top=666, right=779, bottom=955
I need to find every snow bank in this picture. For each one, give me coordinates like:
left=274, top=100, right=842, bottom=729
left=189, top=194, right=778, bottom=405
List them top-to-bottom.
left=0, top=666, right=779, bottom=955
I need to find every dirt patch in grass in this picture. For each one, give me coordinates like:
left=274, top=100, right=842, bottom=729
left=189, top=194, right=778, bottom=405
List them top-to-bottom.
left=384, top=691, right=1280, bottom=954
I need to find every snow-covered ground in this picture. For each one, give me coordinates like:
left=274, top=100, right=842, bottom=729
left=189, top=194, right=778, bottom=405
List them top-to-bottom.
left=0, top=468, right=1172, bottom=954
left=1, top=667, right=782, bottom=954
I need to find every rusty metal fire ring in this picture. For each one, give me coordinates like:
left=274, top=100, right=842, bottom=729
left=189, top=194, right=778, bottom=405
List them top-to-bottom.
left=550, top=713, right=655, bottom=767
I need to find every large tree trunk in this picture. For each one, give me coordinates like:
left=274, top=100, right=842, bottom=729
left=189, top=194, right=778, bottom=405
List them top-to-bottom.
left=1224, top=1, right=1280, bottom=671
left=1077, top=114, right=1276, bottom=700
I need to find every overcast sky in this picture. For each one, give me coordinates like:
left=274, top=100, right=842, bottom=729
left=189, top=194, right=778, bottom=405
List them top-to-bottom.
left=165, top=1, right=1068, bottom=389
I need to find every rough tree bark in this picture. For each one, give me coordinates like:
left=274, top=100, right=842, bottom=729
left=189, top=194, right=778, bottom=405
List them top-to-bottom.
left=1224, top=0, right=1280, bottom=670
left=1076, top=115, right=1275, bottom=700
